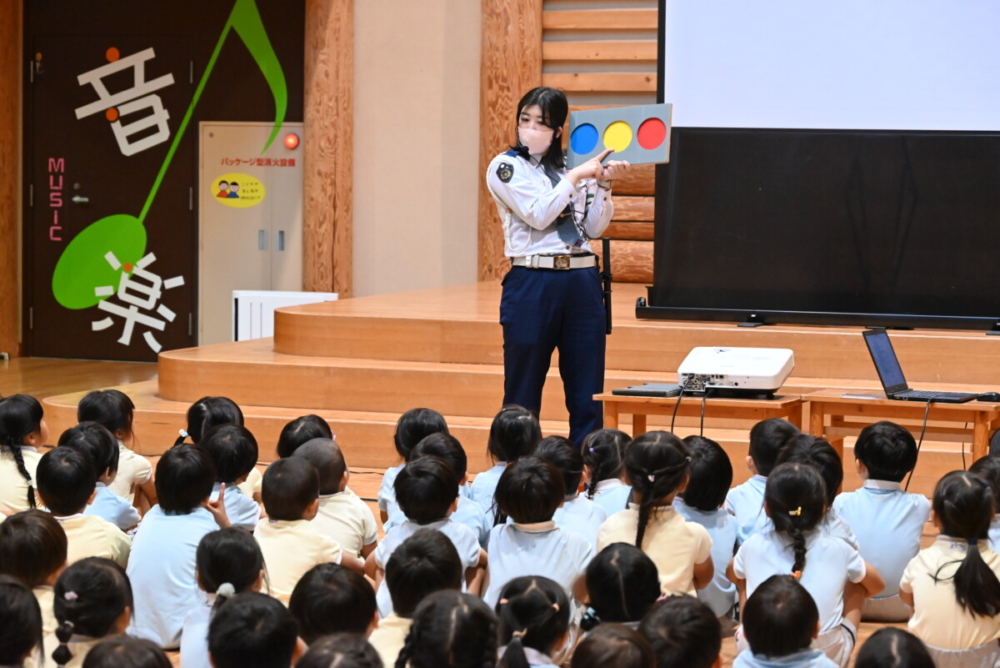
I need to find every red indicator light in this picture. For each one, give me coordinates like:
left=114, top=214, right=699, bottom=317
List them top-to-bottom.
left=284, top=133, right=300, bottom=150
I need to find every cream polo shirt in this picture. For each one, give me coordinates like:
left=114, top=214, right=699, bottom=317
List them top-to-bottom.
left=106, top=441, right=152, bottom=504
left=0, top=447, right=42, bottom=514
left=237, top=466, right=263, bottom=498
left=312, top=488, right=378, bottom=558
left=597, top=504, right=712, bottom=596
left=56, top=513, right=131, bottom=567
left=254, top=518, right=343, bottom=603
left=900, top=536, right=1000, bottom=650
left=34, top=585, right=56, bottom=637
left=368, top=613, right=413, bottom=668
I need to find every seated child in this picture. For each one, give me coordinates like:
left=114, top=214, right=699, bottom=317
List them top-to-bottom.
left=77, top=390, right=153, bottom=507
left=0, top=394, right=47, bottom=514
left=174, top=397, right=262, bottom=501
left=470, top=406, right=540, bottom=519
left=379, top=408, right=448, bottom=522
left=276, top=414, right=333, bottom=459
left=833, top=421, right=930, bottom=621
left=59, top=423, right=139, bottom=531
left=198, top=425, right=261, bottom=529
left=582, top=429, right=633, bottom=517
left=536, top=435, right=607, bottom=548
left=776, top=435, right=858, bottom=547
left=292, top=438, right=378, bottom=558
left=36, top=447, right=130, bottom=567
left=969, top=454, right=1000, bottom=552
left=0, top=509, right=68, bottom=640
left=369, top=529, right=464, bottom=667
left=581, top=543, right=660, bottom=632
left=49, top=557, right=132, bottom=668
left=289, top=564, right=377, bottom=643
left=0, top=575, right=44, bottom=668
left=496, top=576, right=571, bottom=668
left=394, top=591, right=498, bottom=668
left=207, top=593, right=302, bottom=668
left=639, top=595, right=722, bottom=668
left=572, top=624, right=656, bottom=668
left=854, top=628, right=935, bottom=668
left=295, top=634, right=383, bottom=668
left=80, top=637, right=173, bottom=667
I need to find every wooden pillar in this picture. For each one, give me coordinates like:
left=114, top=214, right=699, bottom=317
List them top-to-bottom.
left=304, top=0, right=353, bottom=297
left=477, top=0, right=543, bottom=281
left=0, top=3, right=19, bottom=356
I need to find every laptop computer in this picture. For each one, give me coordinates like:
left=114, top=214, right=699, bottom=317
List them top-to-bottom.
left=862, top=328, right=978, bottom=403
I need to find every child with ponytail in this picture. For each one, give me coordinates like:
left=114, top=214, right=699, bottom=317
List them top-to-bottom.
left=77, top=390, right=154, bottom=508
left=0, top=394, right=47, bottom=513
left=471, top=406, right=541, bottom=518
left=582, top=429, right=632, bottom=516
left=597, top=431, right=713, bottom=597
left=899, top=470, right=1000, bottom=667
left=0, top=509, right=69, bottom=640
left=49, top=558, right=132, bottom=668
left=0, top=576, right=44, bottom=668
left=497, top=576, right=571, bottom=668
left=394, top=590, right=498, bottom=668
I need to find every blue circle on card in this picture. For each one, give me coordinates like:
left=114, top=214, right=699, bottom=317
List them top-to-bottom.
left=570, top=123, right=599, bottom=155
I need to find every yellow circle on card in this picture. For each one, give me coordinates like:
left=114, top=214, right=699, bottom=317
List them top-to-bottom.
left=603, top=121, right=633, bottom=152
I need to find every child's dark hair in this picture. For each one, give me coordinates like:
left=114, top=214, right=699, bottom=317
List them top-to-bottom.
left=77, top=390, right=135, bottom=442
left=0, top=393, right=44, bottom=508
left=175, top=396, right=244, bottom=446
left=487, top=406, right=541, bottom=464
left=395, top=408, right=449, bottom=461
left=277, top=414, right=333, bottom=458
left=748, top=418, right=800, bottom=477
left=853, top=421, right=918, bottom=483
left=59, top=422, right=120, bottom=477
left=199, top=424, right=259, bottom=484
left=990, top=428, right=1000, bottom=459
left=583, top=429, right=632, bottom=500
left=624, top=432, right=690, bottom=548
left=409, top=433, right=467, bottom=480
left=775, top=434, right=842, bottom=506
left=534, top=435, right=585, bottom=497
left=679, top=435, right=732, bottom=511
left=293, top=438, right=346, bottom=495
left=154, top=444, right=216, bottom=514
left=37, top=446, right=97, bottom=515
left=970, top=455, right=1000, bottom=512
left=493, top=456, right=564, bottom=526
left=262, top=457, right=320, bottom=521
left=394, top=457, right=459, bottom=525
left=764, top=463, right=826, bottom=575
left=931, top=470, right=1000, bottom=617
left=0, top=509, right=68, bottom=587
left=196, top=528, right=264, bottom=614
left=386, top=528, right=463, bottom=617
left=582, top=543, right=660, bottom=631
left=53, top=558, right=133, bottom=667
left=290, top=564, right=376, bottom=643
left=742, top=574, right=819, bottom=658
left=0, top=575, right=43, bottom=666
left=496, top=576, right=569, bottom=668
left=395, top=590, right=497, bottom=668
left=208, top=592, right=299, bottom=668
left=638, top=595, right=721, bottom=668
left=571, top=624, right=655, bottom=668
left=854, top=628, right=935, bottom=668
left=296, top=634, right=383, bottom=668
left=82, top=637, right=171, bottom=668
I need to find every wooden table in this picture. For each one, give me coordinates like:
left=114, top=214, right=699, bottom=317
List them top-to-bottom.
left=595, top=392, right=804, bottom=437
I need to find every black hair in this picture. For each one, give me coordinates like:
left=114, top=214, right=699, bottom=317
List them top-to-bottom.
left=512, top=87, right=569, bottom=175
left=77, top=390, right=134, bottom=442
left=0, top=393, right=44, bottom=508
left=175, top=396, right=244, bottom=446
left=487, top=406, right=541, bottom=464
left=394, top=408, right=449, bottom=461
left=277, top=414, right=333, bottom=459
left=748, top=418, right=800, bottom=477
left=853, top=421, right=918, bottom=483
left=59, top=422, right=120, bottom=477
left=199, top=424, right=259, bottom=485
left=990, top=428, right=1000, bottom=459
left=583, top=429, right=632, bottom=500
left=624, top=432, right=690, bottom=549
left=409, top=433, right=467, bottom=480
left=775, top=434, right=842, bottom=506
left=534, top=435, right=584, bottom=497
left=679, top=435, right=732, bottom=512
left=293, top=438, right=346, bottom=495
left=154, top=444, right=216, bottom=514
left=37, top=446, right=97, bottom=515
left=970, top=455, right=1000, bottom=512
left=493, top=456, right=564, bottom=526
left=262, top=457, right=320, bottom=521
left=394, top=457, right=459, bottom=525
left=764, top=463, right=826, bottom=575
left=931, top=470, right=1000, bottom=617
left=0, top=509, right=68, bottom=587
left=196, top=528, right=265, bottom=614
left=386, top=528, right=464, bottom=617
left=582, top=543, right=660, bottom=631
left=53, top=558, right=133, bottom=667
left=290, top=564, right=377, bottom=644
left=741, top=574, right=819, bottom=659
left=0, top=575, right=43, bottom=666
left=496, top=576, right=570, bottom=668
left=395, top=591, right=497, bottom=668
left=208, top=592, right=299, bottom=668
left=639, top=595, right=721, bottom=668
left=571, top=624, right=655, bottom=668
left=854, top=628, right=935, bottom=668
left=296, top=634, right=383, bottom=668
left=81, top=637, right=171, bottom=668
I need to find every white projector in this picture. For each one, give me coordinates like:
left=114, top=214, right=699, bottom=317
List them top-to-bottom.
left=677, top=347, right=794, bottom=396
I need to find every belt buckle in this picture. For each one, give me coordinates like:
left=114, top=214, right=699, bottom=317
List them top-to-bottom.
left=553, top=255, right=571, bottom=270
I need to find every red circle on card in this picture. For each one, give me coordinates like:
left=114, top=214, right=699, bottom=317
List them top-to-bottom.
left=637, top=117, right=667, bottom=150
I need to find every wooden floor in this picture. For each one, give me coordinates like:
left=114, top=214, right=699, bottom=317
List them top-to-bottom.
left=0, top=357, right=157, bottom=399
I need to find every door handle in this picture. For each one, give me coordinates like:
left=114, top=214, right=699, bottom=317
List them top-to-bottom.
left=71, top=195, right=89, bottom=204
left=258, top=230, right=267, bottom=251
left=277, top=230, right=285, bottom=251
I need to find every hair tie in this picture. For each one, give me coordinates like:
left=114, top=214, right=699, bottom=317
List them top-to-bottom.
left=178, top=429, right=189, bottom=439
left=588, top=447, right=595, bottom=453
left=647, top=474, right=656, bottom=483
left=788, top=507, right=802, bottom=517
left=969, top=538, right=979, bottom=546
left=791, top=570, right=803, bottom=580
left=216, top=583, right=236, bottom=597
left=63, top=591, right=78, bottom=602
left=499, top=598, right=509, bottom=605
left=552, top=603, right=560, bottom=612
left=511, top=629, right=528, bottom=639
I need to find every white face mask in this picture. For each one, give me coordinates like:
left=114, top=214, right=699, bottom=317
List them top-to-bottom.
left=518, top=127, right=555, bottom=156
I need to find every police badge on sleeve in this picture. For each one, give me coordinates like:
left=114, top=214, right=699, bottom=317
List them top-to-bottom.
left=496, top=162, right=514, bottom=183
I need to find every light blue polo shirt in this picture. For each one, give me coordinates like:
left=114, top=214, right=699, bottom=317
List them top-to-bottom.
left=469, top=463, right=507, bottom=516
left=377, top=464, right=405, bottom=517
left=725, top=475, right=769, bottom=544
left=590, top=479, right=632, bottom=517
left=86, top=482, right=140, bottom=531
left=209, top=482, right=260, bottom=530
left=383, top=493, right=491, bottom=548
left=553, top=494, right=606, bottom=549
left=673, top=496, right=739, bottom=617
left=989, top=517, right=1000, bottom=553
left=734, top=648, right=839, bottom=668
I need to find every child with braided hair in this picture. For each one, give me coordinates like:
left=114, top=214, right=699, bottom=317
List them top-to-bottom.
left=0, top=394, right=48, bottom=514
left=582, top=429, right=632, bottom=516
left=0, top=509, right=68, bottom=642
left=49, top=557, right=132, bottom=668
left=0, top=575, right=44, bottom=668
left=496, top=576, right=570, bottom=668
left=394, top=590, right=498, bottom=668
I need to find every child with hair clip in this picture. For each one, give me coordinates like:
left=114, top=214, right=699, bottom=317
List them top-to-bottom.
left=77, top=390, right=154, bottom=508
left=0, top=394, right=47, bottom=514
left=174, top=397, right=262, bottom=501
left=471, top=406, right=541, bottom=518
left=379, top=408, right=448, bottom=523
left=59, top=423, right=139, bottom=532
left=198, top=425, right=262, bottom=529
left=582, top=429, right=632, bottom=517
left=598, top=431, right=713, bottom=597
left=536, top=435, right=606, bottom=548
left=969, top=454, right=1000, bottom=552
left=729, top=463, right=884, bottom=668
left=899, top=470, right=1000, bottom=667
left=0, top=509, right=68, bottom=640
left=180, top=528, right=265, bottom=668
left=581, top=543, right=660, bottom=632
left=48, top=557, right=132, bottom=668
left=290, top=564, right=378, bottom=643
left=0, top=576, right=44, bottom=668
left=496, top=576, right=571, bottom=668
left=394, top=590, right=498, bottom=668
left=208, top=593, right=303, bottom=668
left=639, top=595, right=722, bottom=668
left=571, top=624, right=655, bottom=668
left=854, top=628, right=935, bottom=668
left=296, top=635, right=383, bottom=668
left=80, top=637, right=171, bottom=668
